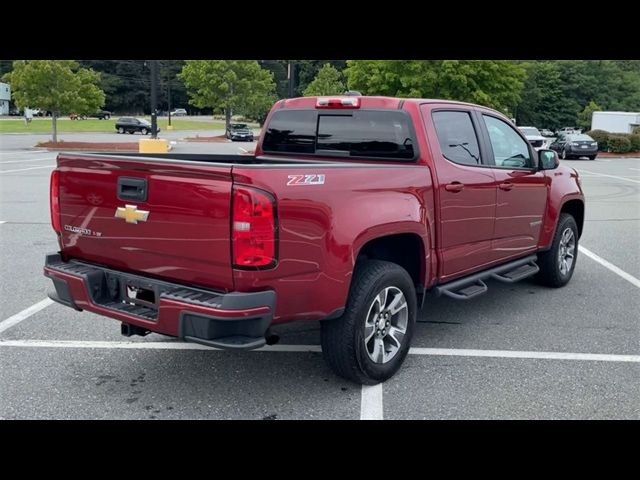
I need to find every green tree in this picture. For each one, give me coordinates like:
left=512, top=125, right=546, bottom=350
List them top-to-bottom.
left=3, top=60, right=104, bottom=142
left=179, top=60, right=276, bottom=129
left=345, top=60, right=525, bottom=114
left=516, top=61, right=571, bottom=129
left=303, top=64, right=345, bottom=96
left=577, top=100, right=602, bottom=131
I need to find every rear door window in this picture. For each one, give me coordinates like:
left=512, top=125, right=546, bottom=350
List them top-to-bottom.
left=262, top=110, right=417, bottom=160
left=431, top=111, right=482, bottom=166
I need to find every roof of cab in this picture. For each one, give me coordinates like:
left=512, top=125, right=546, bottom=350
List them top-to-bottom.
left=277, top=96, right=502, bottom=115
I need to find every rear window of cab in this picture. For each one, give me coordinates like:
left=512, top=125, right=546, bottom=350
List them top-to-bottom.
left=261, top=109, right=417, bottom=160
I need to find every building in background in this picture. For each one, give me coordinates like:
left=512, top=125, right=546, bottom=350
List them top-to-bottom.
left=0, top=82, right=10, bottom=115
left=591, top=111, right=640, bottom=134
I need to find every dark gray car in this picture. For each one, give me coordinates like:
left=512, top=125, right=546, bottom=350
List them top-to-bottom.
left=225, top=123, right=254, bottom=142
left=550, top=133, right=598, bottom=160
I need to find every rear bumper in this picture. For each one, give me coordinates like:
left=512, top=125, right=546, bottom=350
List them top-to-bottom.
left=43, top=253, right=275, bottom=350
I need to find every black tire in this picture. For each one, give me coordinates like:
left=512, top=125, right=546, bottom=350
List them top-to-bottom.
left=105, top=114, right=110, bottom=120
left=117, top=127, right=124, bottom=134
left=141, top=128, right=148, bottom=135
left=128, top=130, right=134, bottom=134
left=561, top=148, right=569, bottom=160
left=589, top=155, right=597, bottom=160
left=536, top=213, right=579, bottom=288
left=320, top=260, right=417, bottom=385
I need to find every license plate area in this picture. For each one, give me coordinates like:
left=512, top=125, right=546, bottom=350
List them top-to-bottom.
left=122, top=280, right=157, bottom=308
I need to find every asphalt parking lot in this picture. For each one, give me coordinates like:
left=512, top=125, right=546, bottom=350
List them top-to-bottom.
left=1, top=135, right=638, bottom=419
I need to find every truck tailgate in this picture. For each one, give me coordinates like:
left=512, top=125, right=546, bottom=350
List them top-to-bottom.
left=56, top=154, right=234, bottom=291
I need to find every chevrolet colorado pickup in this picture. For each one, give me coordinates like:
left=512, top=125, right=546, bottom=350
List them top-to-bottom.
left=44, top=96, right=585, bottom=384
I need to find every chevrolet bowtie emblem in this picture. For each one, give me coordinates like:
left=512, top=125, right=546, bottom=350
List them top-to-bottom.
left=115, top=205, right=149, bottom=224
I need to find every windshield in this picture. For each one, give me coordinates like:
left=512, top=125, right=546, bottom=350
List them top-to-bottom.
left=137, top=118, right=150, bottom=124
left=231, top=124, right=248, bottom=129
left=519, top=127, right=541, bottom=136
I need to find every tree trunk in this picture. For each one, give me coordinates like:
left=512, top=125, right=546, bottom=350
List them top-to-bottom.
left=225, top=108, right=231, bottom=132
left=52, top=112, right=58, bottom=143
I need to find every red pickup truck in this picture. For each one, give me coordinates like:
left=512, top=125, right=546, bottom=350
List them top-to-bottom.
left=44, top=96, right=585, bottom=384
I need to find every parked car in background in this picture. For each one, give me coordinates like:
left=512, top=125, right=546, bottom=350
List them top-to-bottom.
left=31, top=108, right=43, bottom=117
left=170, top=108, right=187, bottom=116
left=91, top=110, right=112, bottom=120
left=115, top=117, right=158, bottom=135
left=226, top=123, right=255, bottom=141
left=518, top=126, right=549, bottom=150
left=556, top=127, right=581, bottom=136
left=540, top=128, right=554, bottom=137
left=550, top=133, right=598, bottom=160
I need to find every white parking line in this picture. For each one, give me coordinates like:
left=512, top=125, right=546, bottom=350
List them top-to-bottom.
left=0, top=150, right=53, bottom=157
left=0, top=157, right=56, bottom=164
left=0, top=165, right=55, bottom=174
left=630, top=168, right=640, bottom=172
left=579, top=169, right=640, bottom=184
left=0, top=221, right=5, bottom=224
left=579, top=246, right=640, bottom=289
left=0, top=299, right=54, bottom=335
left=0, top=339, right=323, bottom=351
left=1, top=339, right=638, bottom=363
left=408, top=347, right=640, bottom=363
left=360, top=384, right=384, bottom=420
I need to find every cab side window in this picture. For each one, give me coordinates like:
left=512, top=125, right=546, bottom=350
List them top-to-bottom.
left=432, top=111, right=482, bottom=166
left=483, top=115, right=533, bottom=168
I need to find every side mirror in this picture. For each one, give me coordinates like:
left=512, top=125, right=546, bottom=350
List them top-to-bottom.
left=539, top=149, right=559, bottom=170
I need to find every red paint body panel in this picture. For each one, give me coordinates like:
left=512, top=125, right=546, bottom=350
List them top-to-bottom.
left=49, top=96, right=584, bottom=338
left=57, top=155, right=235, bottom=291
left=232, top=165, right=432, bottom=323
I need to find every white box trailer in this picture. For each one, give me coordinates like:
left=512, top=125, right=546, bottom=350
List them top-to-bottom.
left=591, top=111, right=640, bottom=134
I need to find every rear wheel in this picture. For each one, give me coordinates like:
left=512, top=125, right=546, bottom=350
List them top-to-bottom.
left=104, top=114, right=110, bottom=120
left=561, top=148, right=569, bottom=160
left=536, top=213, right=579, bottom=287
left=321, top=260, right=417, bottom=385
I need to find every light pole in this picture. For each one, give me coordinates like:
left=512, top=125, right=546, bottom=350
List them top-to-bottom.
left=150, top=60, right=159, bottom=138
left=287, top=61, right=296, bottom=98
left=167, top=79, right=172, bottom=128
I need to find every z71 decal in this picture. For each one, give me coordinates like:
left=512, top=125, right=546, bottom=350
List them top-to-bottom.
left=287, top=174, right=326, bottom=186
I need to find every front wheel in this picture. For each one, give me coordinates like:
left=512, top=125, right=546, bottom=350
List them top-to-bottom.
left=117, top=127, right=124, bottom=134
left=141, top=128, right=148, bottom=135
left=561, top=148, right=569, bottom=160
left=588, top=155, right=597, bottom=160
left=536, top=213, right=579, bottom=287
left=321, top=260, right=417, bottom=385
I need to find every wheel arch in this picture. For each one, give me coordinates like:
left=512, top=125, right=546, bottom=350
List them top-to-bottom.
left=560, top=199, right=584, bottom=238
left=354, top=232, right=428, bottom=290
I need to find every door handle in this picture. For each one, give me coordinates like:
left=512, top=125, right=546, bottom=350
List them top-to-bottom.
left=118, top=176, right=148, bottom=202
left=445, top=182, right=464, bottom=192
left=499, top=182, right=514, bottom=191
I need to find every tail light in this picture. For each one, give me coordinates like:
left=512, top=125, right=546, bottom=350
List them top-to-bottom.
left=316, top=97, right=360, bottom=109
left=50, top=170, right=61, bottom=233
left=232, top=185, right=277, bottom=269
